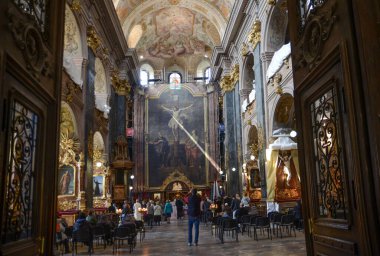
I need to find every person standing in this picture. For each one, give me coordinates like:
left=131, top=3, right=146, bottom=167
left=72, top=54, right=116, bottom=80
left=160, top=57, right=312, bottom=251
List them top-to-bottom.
left=187, top=188, right=201, bottom=246
left=176, top=197, right=184, bottom=220
left=133, top=199, right=142, bottom=221
left=164, top=200, right=173, bottom=223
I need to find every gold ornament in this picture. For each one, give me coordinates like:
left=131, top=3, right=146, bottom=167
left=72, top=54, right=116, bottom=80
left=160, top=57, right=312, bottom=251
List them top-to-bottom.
left=248, top=20, right=261, bottom=49
left=87, top=26, right=101, bottom=53
left=111, top=70, right=131, bottom=95
left=59, top=132, right=80, bottom=166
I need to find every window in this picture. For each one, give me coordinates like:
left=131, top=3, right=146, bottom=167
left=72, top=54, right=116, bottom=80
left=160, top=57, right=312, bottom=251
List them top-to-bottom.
left=204, top=67, right=211, bottom=84
left=140, top=70, right=148, bottom=87
left=169, top=72, right=181, bottom=89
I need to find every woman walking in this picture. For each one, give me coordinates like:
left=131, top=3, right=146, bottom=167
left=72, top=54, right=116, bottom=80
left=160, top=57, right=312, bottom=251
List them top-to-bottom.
left=164, top=200, right=173, bottom=224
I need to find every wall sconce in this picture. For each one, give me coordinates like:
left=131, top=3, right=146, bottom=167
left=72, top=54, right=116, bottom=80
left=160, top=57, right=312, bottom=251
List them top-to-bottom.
left=290, top=130, right=297, bottom=138
left=250, top=155, right=255, bottom=161
left=96, top=161, right=102, bottom=168
left=232, top=167, right=236, bottom=172
left=219, top=170, right=224, bottom=175
left=130, top=174, right=135, bottom=179
left=129, top=186, right=133, bottom=190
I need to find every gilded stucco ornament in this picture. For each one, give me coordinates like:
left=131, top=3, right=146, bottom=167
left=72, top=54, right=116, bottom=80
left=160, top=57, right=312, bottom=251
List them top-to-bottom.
left=70, top=0, right=81, bottom=12
left=267, top=0, right=276, bottom=5
left=248, top=20, right=261, bottom=50
left=87, top=26, right=101, bottom=53
left=241, top=43, right=248, bottom=57
left=230, top=64, right=239, bottom=85
left=111, top=70, right=131, bottom=96
left=220, top=75, right=234, bottom=93
left=249, top=125, right=264, bottom=158
left=59, top=132, right=80, bottom=166
left=93, top=145, right=103, bottom=164
left=160, top=170, right=194, bottom=191
left=58, top=200, right=77, bottom=211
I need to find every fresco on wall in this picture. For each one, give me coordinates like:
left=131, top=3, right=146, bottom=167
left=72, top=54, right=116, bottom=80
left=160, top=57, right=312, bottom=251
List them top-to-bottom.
left=147, top=86, right=206, bottom=187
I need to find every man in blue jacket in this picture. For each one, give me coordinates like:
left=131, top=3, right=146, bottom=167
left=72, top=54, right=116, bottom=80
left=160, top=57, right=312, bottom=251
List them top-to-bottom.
left=187, top=188, right=201, bottom=246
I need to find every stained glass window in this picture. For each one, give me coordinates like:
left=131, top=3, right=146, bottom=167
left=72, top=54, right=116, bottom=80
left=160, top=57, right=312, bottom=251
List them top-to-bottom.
left=169, top=72, right=181, bottom=90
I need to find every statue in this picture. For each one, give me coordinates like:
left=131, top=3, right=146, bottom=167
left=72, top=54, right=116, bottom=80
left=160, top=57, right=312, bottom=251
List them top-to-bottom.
left=161, top=104, right=193, bottom=141
left=276, top=150, right=299, bottom=189
left=172, top=182, right=182, bottom=191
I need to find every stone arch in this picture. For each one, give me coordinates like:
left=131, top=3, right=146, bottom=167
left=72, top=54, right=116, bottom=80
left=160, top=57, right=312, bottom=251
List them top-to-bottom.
left=63, top=4, right=84, bottom=86
left=262, top=4, right=289, bottom=53
left=272, top=93, right=295, bottom=134
left=247, top=125, right=259, bottom=156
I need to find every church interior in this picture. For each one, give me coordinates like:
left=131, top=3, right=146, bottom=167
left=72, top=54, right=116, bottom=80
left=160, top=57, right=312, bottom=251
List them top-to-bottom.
left=0, top=0, right=379, bottom=255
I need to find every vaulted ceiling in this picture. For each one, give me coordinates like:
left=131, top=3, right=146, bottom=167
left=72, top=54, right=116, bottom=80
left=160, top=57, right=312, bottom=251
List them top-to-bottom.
left=113, top=0, right=235, bottom=71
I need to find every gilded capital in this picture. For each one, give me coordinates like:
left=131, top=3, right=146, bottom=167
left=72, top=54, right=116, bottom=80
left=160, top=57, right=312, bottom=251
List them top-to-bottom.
left=248, top=20, right=261, bottom=49
left=87, top=26, right=101, bottom=53
left=241, top=43, right=248, bottom=57
left=230, top=64, right=239, bottom=85
left=111, top=70, right=131, bottom=96
left=220, top=75, right=234, bottom=93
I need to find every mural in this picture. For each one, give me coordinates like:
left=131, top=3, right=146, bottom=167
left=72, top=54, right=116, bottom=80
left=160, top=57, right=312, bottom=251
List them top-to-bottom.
left=147, top=85, right=207, bottom=187
left=58, top=165, right=75, bottom=196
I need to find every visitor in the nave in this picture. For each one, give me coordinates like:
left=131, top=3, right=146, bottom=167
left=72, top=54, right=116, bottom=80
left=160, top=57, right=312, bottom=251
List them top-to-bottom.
left=187, top=188, right=201, bottom=246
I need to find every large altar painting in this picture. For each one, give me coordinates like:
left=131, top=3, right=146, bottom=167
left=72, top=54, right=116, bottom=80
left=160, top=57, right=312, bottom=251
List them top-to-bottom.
left=147, top=86, right=206, bottom=187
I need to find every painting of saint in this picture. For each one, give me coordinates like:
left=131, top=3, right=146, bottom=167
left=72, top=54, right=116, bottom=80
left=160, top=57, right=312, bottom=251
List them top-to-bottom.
left=58, top=165, right=75, bottom=195
left=93, top=175, right=104, bottom=197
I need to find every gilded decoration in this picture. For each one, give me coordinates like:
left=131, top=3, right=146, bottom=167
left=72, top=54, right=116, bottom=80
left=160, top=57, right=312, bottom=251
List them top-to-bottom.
left=70, top=0, right=81, bottom=12
left=267, top=0, right=276, bottom=5
left=248, top=20, right=261, bottom=50
left=87, top=26, right=101, bottom=53
left=241, top=43, right=248, bottom=57
left=230, top=64, right=239, bottom=85
left=111, top=70, right=131, bottom=96
left=220, top=75, right=234, bottom=93
left=65, top=80, right=80, bottom=103
left=95, top=108, right=109, bottom=133
left=249, top=126, right=264, bottom=157
left=59, top=132, right=80, bottom=166
left=93, top=145, right=103, bottom=163
left=160, top=170, right=194, bottom=191
left=249, top=189, right=262, bottom=201
left=93, top=199, right=107, bottom=208
left=58, top=200, right=77, bottom=211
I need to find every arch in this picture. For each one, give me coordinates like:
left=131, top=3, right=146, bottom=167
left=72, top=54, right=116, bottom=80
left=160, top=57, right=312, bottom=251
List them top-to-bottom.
left=63, top=4, right=84, bottom=86
left=263, top=4, right=289, bottom=53
left=241, top=54, right=255, bottom=91
left=94, top=58, right=110, bottom=115
left=196, top=59, right=211, bottom=83
left=140, top=62, right=155, bottom=86
left=272, top=93, right=295, bottom=134
left=60, top=102, right=79, bottom=136
left=247, top=125, right=259, bottom=156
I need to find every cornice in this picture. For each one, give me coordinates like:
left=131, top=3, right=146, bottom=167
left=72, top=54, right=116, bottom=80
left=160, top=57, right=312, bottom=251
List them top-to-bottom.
left=210, top=0, right=249, bottom=82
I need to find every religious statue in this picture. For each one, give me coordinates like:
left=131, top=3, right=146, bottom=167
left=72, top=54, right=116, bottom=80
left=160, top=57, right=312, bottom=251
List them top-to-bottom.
left=161, top=104, right=193, bottom=141
left=276, top=150, right=299, bottom=189
left=94, top=178, right=102, bottom=197
left=172, top=182, right=182, bottom=191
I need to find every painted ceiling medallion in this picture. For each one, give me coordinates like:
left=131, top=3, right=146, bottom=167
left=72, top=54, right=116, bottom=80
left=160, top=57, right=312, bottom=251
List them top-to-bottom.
left=168, top=0, right=180, bottom=5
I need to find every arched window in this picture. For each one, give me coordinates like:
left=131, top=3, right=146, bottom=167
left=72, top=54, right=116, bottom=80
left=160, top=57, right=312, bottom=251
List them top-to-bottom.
left=204, top=67, right=211, bottom=84
left=140, top=70, right=148, bottom=87
left=169, top=72, right=181, bottom=89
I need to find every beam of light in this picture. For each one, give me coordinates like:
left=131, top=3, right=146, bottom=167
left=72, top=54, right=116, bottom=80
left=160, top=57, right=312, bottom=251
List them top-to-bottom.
left=171, top=115, right=221, bottom=173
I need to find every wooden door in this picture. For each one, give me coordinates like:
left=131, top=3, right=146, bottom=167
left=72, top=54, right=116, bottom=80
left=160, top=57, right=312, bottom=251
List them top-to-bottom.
left=288, top=0, right=380, bottom=255
left=0, top=1, right=65, bottom=255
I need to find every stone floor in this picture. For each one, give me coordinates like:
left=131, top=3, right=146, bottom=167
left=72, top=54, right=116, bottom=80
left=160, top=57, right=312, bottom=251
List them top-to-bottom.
left=63, top=219, right=307, bottom=255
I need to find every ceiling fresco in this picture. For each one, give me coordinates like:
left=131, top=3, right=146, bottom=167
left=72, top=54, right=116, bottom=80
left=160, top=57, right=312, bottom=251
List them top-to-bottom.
left=113, top=0, right=235, bottom=71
